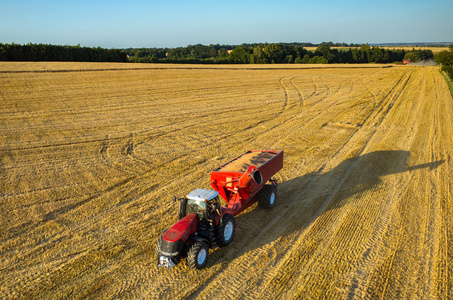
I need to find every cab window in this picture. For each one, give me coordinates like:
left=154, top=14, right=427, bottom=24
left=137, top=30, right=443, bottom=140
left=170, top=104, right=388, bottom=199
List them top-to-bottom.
left=186, top=199, right=207, bottom=221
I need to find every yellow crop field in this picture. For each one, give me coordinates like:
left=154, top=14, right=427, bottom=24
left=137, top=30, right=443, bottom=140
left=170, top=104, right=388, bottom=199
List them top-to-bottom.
left=305, top=46, right=450, bottom=54
left=380, top=46, right=450, bottom=54
left=1, top=62, right=452, bottom=299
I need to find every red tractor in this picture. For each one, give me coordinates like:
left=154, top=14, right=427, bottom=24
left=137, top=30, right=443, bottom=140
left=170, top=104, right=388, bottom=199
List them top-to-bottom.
left=155, top=150, right=283, bottom=269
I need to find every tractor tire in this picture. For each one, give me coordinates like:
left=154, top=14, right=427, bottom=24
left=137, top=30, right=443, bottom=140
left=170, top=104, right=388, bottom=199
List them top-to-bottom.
left=258, top=184, right=277, bottom=209
left=215, top=214, right=235, bottom=247
left=154, top=236, right=162, bottom=266
left=155, top=236, right=162, bottom=264
left=187, top=241, right=209, bottom=269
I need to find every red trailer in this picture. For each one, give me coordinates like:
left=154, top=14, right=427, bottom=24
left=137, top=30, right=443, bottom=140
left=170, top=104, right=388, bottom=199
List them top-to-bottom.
left=155, top=150, right=283, bottom=269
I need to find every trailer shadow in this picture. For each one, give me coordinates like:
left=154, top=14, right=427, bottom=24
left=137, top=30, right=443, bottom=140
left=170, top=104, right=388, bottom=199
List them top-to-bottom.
left=208, top=150, right=444, bottom=268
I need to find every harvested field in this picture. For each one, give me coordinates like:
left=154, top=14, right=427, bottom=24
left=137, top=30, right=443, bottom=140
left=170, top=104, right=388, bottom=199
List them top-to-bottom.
left=304, top=46, right=450, bottom=54
left=380, top=46, right=450, bottom=54
left=1, top=63, right=452, bottom=299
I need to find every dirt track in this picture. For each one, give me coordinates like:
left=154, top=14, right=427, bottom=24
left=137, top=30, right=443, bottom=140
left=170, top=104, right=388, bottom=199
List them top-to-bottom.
left=1, top=63, right=452, bottom=299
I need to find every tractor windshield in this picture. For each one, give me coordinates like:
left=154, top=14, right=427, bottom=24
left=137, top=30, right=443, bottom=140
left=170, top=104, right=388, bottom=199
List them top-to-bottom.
left=186, top=199, right=207, bottom=221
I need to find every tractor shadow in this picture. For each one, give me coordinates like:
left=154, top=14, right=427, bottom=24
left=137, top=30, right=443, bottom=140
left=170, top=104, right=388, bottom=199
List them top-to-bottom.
left=208, top=150, right=444, bottom=267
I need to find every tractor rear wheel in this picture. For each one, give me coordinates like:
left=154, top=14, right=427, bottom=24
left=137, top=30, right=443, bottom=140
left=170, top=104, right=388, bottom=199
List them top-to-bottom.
left=258, top=184, right=277, bottom=209
left=215, top=214, right=235, bottom=247
left=187, top=241, right=209, bottom=269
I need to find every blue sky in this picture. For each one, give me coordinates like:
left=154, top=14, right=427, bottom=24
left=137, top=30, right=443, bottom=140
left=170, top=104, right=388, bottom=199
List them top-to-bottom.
left=0, top=0, right=451, bottom=48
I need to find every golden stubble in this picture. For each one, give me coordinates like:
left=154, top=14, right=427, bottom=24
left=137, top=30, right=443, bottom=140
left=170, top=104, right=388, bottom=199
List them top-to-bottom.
left=1, top=63, right=452, bottom=299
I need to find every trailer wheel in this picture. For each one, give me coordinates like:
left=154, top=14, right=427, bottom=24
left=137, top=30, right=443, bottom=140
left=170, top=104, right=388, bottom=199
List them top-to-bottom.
left=258, top=185, right=277, bottom=209
left=215, top=214, right=235, bottom=247
left=187, top=241, right=209, bottom=269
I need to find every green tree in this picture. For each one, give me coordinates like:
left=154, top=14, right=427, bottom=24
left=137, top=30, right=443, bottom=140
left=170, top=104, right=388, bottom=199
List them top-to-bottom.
left=316, top=42, right=335, bottom=62
left=0, top=43, right=7, bottom=60
left=263, top=43, right=285, bottom=63
left=359, top=44, right=371, bottom=62
left=209, top=45, right=218, bottom=58
left=251, top=46, right=266, bottom=64
left=229, top=47, right=250, bottom=63
left=370, top=47, right=385, bottom=62
left=218, top=48, right=229, bottom=58
left=436, top=49, right=453, bottom=79
left=435, top=50, right=453, bottom=66
left=302, top=54, right=310, bottom=63
left=286, top=55, right=293, bottom=63
left=308, top=56, right=327, bottom=64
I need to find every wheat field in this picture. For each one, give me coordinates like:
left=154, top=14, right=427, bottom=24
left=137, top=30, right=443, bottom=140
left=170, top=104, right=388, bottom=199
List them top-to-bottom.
left=304, top=46, right=450, bottom=54
left=380, top=46, right=450, bottom=54
left=1, top=62, right=452, bottom=299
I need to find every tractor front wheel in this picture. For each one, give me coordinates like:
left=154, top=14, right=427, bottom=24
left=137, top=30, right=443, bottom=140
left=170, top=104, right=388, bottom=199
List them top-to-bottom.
left=187, top=241, right=209, bottom=269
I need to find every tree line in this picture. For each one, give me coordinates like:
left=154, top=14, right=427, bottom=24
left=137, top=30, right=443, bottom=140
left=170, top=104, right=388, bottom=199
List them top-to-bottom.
left=0, top=42, right=442, bottom=66
left=0, top=43, right=128, bottom=62
left=127, top=43, right=434, bottom=65
left=435, top=45, right=453, bottom=79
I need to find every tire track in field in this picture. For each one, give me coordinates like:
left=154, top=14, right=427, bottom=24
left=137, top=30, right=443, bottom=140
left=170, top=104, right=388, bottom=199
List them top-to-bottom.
left=326, top=69, right=411, bottom=131
left=270, top=70, right=386, bottom=149
left=239, top=74, right=337, bottom=151
left=222, top=75, right=306, bottom=152
left=268, top=75, right=350, bottom=149
left=270, top=75, right=369, bottom=149
left=288, top=75, right=345, bottom=116
left=290, top=76, right=305, bottom=114
left=294, top=76, right=331, bottom=112
left=278, top=77, right=290, bottom=114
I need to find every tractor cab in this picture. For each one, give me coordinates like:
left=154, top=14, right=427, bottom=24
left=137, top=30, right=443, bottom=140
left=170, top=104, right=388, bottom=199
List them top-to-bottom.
left=182, top=189, right=221, bottom=226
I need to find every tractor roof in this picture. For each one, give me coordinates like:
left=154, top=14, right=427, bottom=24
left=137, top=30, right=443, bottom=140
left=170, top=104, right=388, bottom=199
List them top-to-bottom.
left=187, top=189, right=219, bottom=201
